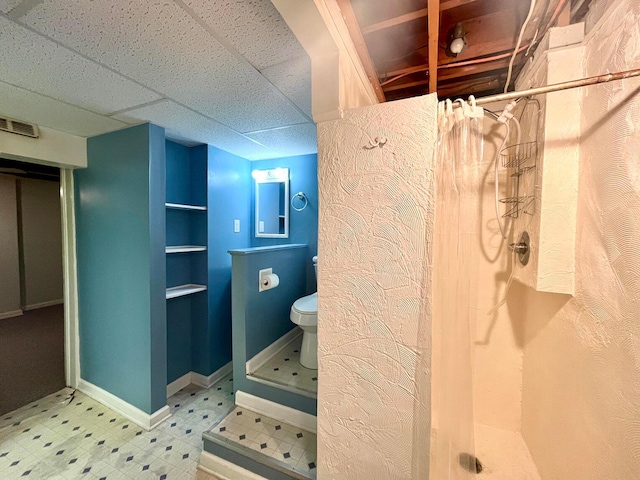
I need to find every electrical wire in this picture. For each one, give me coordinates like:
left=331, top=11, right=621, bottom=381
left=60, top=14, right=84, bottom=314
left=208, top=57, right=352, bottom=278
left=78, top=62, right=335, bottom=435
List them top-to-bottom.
left=504, top=0, right=537, bottom=93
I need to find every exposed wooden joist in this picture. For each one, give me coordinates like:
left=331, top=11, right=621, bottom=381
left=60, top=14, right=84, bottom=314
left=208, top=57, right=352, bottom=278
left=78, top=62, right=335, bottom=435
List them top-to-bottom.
left=335, top=0, right=386, bottom=102
left=361, top=0, right=479, bottom=35
left=427, top=0, right=440, bottom=93
left=383, top=57, right=521, bottom=93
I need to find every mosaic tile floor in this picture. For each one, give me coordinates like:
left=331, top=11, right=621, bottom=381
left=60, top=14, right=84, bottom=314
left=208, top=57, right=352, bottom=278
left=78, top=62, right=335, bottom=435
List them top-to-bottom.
left=249, top=335, right=318, bottom=395
left=0, top=375, right=235, bottom=479
left=207, top=406, right=316, bottom=479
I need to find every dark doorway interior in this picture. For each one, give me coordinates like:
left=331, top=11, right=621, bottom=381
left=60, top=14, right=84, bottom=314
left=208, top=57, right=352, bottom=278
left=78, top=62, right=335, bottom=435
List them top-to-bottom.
left=0, top=159, right=65, bottom=416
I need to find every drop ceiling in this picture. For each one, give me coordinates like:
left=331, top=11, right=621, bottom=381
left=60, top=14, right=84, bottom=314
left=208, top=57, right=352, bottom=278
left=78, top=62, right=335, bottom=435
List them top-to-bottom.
left=0, top=0, right=315, bottom=160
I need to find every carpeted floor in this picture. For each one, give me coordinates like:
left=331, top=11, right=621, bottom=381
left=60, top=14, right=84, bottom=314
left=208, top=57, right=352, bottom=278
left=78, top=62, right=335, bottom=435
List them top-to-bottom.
left=0, top=304, right=65, bottom=415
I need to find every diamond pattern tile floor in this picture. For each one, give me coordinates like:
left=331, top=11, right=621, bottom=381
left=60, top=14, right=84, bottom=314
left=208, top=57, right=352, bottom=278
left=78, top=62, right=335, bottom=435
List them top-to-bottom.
left=249, top=334, right=318, bottom=395
left=0, top=374, right=235, bottom=479
left=208, top=406, right=317, bottom=479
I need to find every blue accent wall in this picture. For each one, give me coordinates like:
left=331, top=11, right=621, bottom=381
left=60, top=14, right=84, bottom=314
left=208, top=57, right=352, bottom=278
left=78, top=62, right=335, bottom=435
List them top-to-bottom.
left=76, top=123, right=166, bottom=414
left=193, top=146, right=251, bottom=376
left=251, top=154, right=318, bottom=292
left=229, top=245, right=316, bottom=415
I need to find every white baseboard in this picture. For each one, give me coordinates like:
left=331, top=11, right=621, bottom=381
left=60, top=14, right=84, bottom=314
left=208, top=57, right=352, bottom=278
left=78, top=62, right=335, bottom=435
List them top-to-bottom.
left=24, top=299, right=64, bottom=311
left=0, top=309, right=23, bottom=320
left=246, top=328, right=301, bottom=374
left=167, top=362, right=233, bottom=397
left=191, top=362, right=233, bottom=389
left=167, top=372, right=192, bottom=397
left=78, top=379, right=171, bottom=431
left=235, top=390, right=316, bottom=434
left=198, top=451, right=267, bottom=480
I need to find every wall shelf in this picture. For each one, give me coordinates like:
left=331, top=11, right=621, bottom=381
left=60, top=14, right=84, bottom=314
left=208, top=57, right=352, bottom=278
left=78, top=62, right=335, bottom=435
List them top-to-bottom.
left=165, top=202, right=206, bottom=211
left=166, top=245, right=207, bottom=254
left=166, top=284, right=207, bottom=299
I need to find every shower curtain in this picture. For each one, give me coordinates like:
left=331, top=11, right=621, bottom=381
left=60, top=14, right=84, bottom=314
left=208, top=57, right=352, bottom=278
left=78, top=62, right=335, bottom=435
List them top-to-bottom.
left=430, top=99, right=483, bottom=479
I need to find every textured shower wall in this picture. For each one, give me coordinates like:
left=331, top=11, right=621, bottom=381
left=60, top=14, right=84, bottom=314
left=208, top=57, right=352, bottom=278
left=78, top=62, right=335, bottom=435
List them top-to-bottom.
left=520, top=1, right=640, bottom=477
left=316, top=94, right=437, bottom=479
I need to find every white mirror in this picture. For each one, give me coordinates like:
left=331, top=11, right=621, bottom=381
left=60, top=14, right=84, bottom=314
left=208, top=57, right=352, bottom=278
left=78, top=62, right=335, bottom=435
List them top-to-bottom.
left=254, top=168, right=289, bottom=238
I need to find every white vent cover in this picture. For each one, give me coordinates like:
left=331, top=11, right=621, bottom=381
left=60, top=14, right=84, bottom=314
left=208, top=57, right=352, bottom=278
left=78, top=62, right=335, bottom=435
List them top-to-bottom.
left=0, top=116, right=39, bottom=138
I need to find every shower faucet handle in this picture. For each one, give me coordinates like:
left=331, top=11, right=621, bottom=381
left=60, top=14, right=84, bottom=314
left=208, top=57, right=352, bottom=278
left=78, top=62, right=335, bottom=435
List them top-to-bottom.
left=509, top=231, right=530, bottom=266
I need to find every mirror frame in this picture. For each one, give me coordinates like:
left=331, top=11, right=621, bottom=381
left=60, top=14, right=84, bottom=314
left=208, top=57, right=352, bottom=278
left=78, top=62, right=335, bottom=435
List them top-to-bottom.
left=254, top=168, right=289, bottom=238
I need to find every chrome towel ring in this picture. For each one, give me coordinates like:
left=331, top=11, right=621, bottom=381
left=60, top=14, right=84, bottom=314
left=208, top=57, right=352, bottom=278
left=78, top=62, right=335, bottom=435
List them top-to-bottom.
left=291, top=192, right=308, bottom=212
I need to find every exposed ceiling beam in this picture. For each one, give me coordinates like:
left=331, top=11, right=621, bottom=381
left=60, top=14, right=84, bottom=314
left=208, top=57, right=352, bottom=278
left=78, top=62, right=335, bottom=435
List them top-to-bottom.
left=335, top=0, right=386, bottom=102
left=361, top=0, right=479, bottom=35
left=427, top=0, right=440, bottom=93
left=382, top=57, right=522, bottom=93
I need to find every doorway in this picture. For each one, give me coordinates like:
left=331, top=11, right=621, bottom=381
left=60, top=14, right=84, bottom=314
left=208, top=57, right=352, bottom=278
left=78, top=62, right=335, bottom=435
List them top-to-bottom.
left=0, top=159, right=65, bottom=415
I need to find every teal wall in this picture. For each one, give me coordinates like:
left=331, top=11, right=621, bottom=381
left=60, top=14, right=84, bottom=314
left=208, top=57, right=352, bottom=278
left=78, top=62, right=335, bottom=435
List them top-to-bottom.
left=76, top=123, right=167, bottom=414
left=197, top=146, right=252, bottom=376
left=251, top=154, right=318, bottom=292
left=229, top=245, right=316, bottom=415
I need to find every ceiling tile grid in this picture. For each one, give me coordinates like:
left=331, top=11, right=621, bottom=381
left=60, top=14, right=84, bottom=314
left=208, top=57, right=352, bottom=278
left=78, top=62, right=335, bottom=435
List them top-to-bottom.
left=19, top=0, right=309, bottom=133
left=182, top=0, right=307, bottom=70
left=0, top=17, right=161, bottom=115
left=261, top=55, right=313, bottom=119
left=0, top=81, right=127, bottom=136
left=111, top=100, right=283, bottom=160
left=245, top=123, right=318, bottom=158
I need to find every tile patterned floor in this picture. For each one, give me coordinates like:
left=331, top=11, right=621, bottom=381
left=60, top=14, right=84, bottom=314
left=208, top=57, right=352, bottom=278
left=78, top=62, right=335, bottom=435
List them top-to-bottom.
left=250, top=335, right=318, bottom=395
left=0, top=375, right=236, bottom=479
left=209, top=406, right=316, bottom=479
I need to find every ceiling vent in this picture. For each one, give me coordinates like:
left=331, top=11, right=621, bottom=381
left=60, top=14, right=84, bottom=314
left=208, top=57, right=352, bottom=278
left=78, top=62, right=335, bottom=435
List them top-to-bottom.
left=0, top=116, right=39, bottom=138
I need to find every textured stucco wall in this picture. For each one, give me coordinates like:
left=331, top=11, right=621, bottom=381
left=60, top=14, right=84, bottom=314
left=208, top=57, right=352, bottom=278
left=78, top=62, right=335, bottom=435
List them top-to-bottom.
left=520, top=1, right=640, bottom=478
left=317, top=94, right=437, bottom=479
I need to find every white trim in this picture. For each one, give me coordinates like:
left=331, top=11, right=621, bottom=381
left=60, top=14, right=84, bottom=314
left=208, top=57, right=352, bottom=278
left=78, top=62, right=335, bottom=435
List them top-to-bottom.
left=61, top=169, right=80, bottom=389
left=24, top=299, right=64, bottom=311
left=0, top=309, right=23, bottom=320
left=246, top=328, right=301, bottom=374
left=191, top=362, right=234, bottom=389
left=167, top=372, right=192, bottom=397
left=78, top=379, right=171, bottom=430
left=235, top=390, right=316, bottom=434
left=198, top=451, right=267, bottom=480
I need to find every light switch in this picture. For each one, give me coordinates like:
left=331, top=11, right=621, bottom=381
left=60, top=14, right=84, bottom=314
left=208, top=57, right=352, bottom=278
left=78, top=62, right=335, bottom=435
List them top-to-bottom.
left=234, top=219, right=240, bottom=232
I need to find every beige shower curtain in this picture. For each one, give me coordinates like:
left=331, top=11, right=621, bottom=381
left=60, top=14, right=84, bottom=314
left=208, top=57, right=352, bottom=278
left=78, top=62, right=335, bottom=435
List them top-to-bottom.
left=430, top=99, right=483, bottom=479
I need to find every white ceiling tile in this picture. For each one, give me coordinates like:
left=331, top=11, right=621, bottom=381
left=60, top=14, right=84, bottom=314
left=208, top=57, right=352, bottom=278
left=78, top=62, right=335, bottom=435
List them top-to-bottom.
left=0, top=0, right=21, bottom=14
left=20, top=0, right=308, bottom=133
left=182, top=0, right=307, bottom=70
left=0, top=17, right=161, bottom=115
left=261, top=56, right=312, bottom=119
left=0, top=81, right=127, bottom=136
left=111, top=100, right=281, bottom=160
left=245, top=123, right=317, bottom=158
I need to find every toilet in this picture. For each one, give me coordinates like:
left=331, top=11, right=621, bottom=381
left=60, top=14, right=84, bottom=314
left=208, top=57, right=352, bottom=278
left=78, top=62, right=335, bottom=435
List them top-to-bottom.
left=290, top=256, right=318, bottom=370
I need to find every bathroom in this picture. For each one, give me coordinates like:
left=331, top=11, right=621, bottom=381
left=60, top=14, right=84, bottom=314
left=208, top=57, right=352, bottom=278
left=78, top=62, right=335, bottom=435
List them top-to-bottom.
left=0, top=0, right=639, bottom=479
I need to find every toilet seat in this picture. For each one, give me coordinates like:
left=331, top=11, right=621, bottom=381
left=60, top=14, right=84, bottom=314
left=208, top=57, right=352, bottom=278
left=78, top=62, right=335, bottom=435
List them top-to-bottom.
left=292, top=292, right=317, bottom=314
left=290, top=293, right=317, bottom=328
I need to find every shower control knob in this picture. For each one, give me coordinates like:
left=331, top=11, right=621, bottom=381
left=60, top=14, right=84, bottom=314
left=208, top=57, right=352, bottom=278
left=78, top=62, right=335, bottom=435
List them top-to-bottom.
left=509, top=231, right=530, bottom=266
left=509, top=242, right=528, bottom=254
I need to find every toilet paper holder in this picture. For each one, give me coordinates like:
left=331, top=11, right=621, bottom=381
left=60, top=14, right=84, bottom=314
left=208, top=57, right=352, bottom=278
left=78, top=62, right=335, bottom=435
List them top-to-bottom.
left=258, top=268, right=280, bottom=292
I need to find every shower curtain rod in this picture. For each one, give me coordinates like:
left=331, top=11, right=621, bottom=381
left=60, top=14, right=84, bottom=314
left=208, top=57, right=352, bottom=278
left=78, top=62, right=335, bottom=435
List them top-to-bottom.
left=455, top=68, right=640, bottom=106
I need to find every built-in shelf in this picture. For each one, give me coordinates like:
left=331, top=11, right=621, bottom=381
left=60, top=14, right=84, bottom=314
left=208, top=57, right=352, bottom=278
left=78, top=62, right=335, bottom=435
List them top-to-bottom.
left=165, top=202, right=206, bottom=211
left=166, top=245, right=207, bottom=254
left=166, top=284, right=207, bottom=299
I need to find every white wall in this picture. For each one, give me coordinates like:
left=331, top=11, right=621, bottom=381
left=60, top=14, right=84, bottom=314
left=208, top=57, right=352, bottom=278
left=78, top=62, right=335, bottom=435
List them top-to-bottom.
left=519, top=1, right=640, bottom=477
left=317, top=94, right=437, bottom=479
left=0, top=126, right=87, bottom=169
left=0, top=175, right=22, bottom=318
left=19, top=178, right=63, bottom=309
